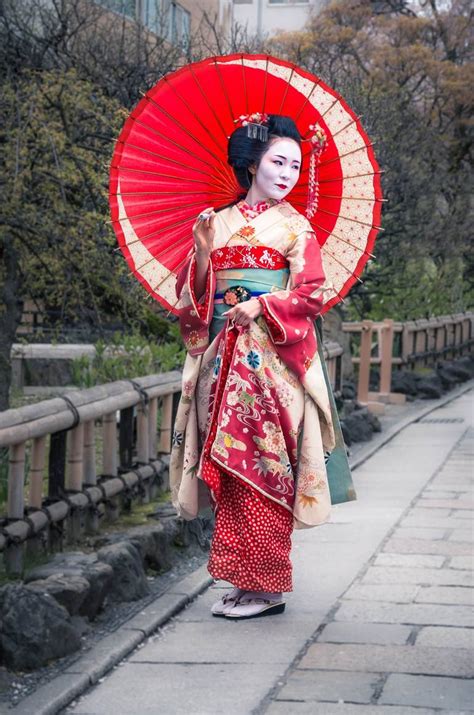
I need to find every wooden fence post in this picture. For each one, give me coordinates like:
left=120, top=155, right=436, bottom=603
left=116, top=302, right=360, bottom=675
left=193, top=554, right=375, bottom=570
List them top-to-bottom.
left=357, top=320, right=373, bottom=405
left=159, top=394, right=173, bottom=454
left=136, top=403, right=150, bottom=503
left=102, top=412, right=119, bottom=521
left=83, top=420, right=99, bottom=534
left=65, top=424, right=84, bottom=542
left=29, top=436, right=46, bottom=509
left=6, top=443, right=26, bottom=575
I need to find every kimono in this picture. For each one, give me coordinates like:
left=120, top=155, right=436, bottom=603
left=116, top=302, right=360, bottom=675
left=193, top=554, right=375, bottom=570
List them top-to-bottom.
left=170, top=198, right=352, bottom=592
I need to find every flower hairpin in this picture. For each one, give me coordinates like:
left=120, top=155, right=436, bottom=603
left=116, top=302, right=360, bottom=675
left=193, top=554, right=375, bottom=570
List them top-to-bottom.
left=235, top=112, right=270, bottom=141
left=305, top=123, right=327, bottom=219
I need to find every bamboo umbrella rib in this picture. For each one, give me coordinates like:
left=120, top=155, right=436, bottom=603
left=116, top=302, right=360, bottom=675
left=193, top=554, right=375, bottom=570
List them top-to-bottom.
left=240, top=55, right=249, bottom=116
left=261, top=56, right=269, bottom=114
left=213, top=59, right=238, bottom=124
left=188, top=63, right=232, bottom=141
left=277, top=67, right=295, bottom=115
left=161, top=75, right=226, bottom=155
left=294, top=80, right=322, bottom=123
left=144, top=94, right=223, bottom=164
left=124, top=115, right=217, bottom=170
left=331, top=115, right=362, bottom=139
left=116, top=140, right=221, bottom=180
left=318, top=143, right=375, bottom=168
left=113, top=164, right=232, bottom=196
left=317, top=171, right=383, bottom=184
left=111, top=189, right=213, bottom=197
left=110, top=198, right=206, bottom=224
left=316, top=206, right=383, bottom=230
left=121, top=213, right=198, bottom=245
left=312, top=221, right=376, bottom=257
left=324, top=249, right=364, bottom=283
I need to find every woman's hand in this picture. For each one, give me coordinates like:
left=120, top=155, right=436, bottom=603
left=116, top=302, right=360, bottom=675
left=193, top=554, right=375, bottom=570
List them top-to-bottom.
left=193, top=207, right=216, bottom=258
left=222, top=298, right=263, bottom=327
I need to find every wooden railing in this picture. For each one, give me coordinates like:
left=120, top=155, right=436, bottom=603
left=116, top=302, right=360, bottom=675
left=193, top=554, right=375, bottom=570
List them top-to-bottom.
left=342, top=312, right=473, bottom=410
left=0, top=342, right=344, bottom=575
left=0, top=373, right=182, bottom=575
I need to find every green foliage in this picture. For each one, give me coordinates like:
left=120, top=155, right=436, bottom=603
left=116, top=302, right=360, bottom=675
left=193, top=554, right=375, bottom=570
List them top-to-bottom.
left=70, top=326, right=185, bottom=387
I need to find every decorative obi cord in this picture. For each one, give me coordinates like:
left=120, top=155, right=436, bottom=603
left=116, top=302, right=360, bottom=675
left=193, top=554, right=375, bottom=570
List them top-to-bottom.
left=209, top=246, right=289, bottom=343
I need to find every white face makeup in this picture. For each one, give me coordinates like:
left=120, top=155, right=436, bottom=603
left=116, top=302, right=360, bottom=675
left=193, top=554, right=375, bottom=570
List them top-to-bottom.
left=247, top=137, right=302, bottom=205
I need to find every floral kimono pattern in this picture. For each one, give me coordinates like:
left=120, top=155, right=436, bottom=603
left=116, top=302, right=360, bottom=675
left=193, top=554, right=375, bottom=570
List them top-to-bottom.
left=170, top=200, right=336, bottom=531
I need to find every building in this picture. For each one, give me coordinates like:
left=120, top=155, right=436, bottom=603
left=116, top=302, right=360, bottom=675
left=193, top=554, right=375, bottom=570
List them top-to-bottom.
left=95, top=0, right=233, bottom=49
left=233, top=0, right=328, bottom=37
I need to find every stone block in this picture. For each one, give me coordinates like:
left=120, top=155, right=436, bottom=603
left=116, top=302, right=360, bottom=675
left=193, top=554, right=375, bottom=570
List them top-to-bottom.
left=417, top=498, right=474, bottom=509
left=392, top=527, right=448, bottom=541
left=448, top=528, right=472, bottom=541
left=384, top=538, right=471, bottom=557
left=97, top=541, right=150, bottom=602
left=374, top=553, right=445, bottom=569
left=450, top=556, right=473, bottom=570
left=361, top=566, right=473, bottom=587
left=344, top=584, right=419, bottom=603
left=415, top=585, right=473, bottom=605
left=335, top=600, right=474, bottom=627
left=319, top=622, right=412, bottom=645
left=416, top=626, right=474, bottom=648
left=298, top=642, right=473, bottom=677
left=61, top=661, right=285, bottom=715
left=276, top=668, right=377, bottom=704
left=380, top=673, right=474, bottom=710
left=267, top=704, right=458, bottom=715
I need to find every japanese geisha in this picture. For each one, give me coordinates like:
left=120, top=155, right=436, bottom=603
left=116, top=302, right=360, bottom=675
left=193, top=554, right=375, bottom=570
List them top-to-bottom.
left=170, top=114, right=354, bottom=620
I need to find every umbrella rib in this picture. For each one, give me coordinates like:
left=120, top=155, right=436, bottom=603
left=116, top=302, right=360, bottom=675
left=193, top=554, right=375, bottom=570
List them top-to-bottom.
left=241, top=55, right=249, bottom=115
left=262, top=56, right=269, bottom=114
left=213, top=58, right=236, bottom=124
left=188, top=63, right=230, bottom=141
left=277, top=66, right=295, bottom=115
left=161, top=76, right=226, bottom=155
left=294, top=79, right=321, bottom=123
left=144, top=94, right=223, bottom=164
left=331, top=115, right=361, bottom=139
left=124, top=116, right=216, bottom=170
left=116, top=140, right=220, bottom=178
left=318, top=143, right=374, bottom=168
left=113, top=163, right=232, bottom=196
left=317, top=171, right=383, bottom=184
left=111, top=190, right=215, bottom=198
left=110, top=199, right=205, bottom=223
left=317, top=207, right=382, bottom=230
left=120, top=214, right=198, bottom=245
left=312, top=221, right=376, bottom=257
left=323, top=248, right=364, bottom=284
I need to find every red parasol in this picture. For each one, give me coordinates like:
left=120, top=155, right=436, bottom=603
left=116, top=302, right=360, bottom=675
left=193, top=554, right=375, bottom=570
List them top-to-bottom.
left=109, top=53, right=383, bottom=315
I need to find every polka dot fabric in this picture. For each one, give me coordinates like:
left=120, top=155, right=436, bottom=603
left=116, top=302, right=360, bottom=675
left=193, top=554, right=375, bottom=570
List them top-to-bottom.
left=201, top=325, right=294, bottom=593
left=207, top=470, right=294, bottom=592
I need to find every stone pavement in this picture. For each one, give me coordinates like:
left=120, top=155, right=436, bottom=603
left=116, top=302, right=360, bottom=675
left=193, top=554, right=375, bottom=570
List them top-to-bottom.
left=53, top=387, right=473, bottom=715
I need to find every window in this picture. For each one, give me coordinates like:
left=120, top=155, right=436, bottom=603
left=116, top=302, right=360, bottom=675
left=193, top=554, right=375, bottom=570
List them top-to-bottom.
left=95, top=0, right=137, bottom=18
left=161, top=0, right=190, bottom=50
left=268, top=0, right=309, bottom=4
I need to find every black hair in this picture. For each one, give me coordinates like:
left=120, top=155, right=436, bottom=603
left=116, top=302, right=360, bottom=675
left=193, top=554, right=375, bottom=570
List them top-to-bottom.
left=227, top=114, right=302, bottom=191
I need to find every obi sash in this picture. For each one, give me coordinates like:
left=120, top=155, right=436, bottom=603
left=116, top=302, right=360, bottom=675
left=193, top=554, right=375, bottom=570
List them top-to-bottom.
left=209, top=246, right=289, bottom=342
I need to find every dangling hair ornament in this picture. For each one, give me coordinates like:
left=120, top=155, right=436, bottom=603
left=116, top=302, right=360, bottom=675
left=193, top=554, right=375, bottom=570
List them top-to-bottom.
left=235, top=112, right=269, bottom=142
left=306, top=123, right=327, bottom=219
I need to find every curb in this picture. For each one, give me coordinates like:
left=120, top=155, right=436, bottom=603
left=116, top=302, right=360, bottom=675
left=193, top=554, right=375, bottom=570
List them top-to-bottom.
left=10, top=379, right=473, bottom=714
left=10, top=566, right=213, bottom=714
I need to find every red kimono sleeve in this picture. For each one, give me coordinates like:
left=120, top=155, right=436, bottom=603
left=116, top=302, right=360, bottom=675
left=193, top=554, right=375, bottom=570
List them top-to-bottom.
left=257, top=231, right=327, bottom=378
left=175, top=252, right=216, bottom=356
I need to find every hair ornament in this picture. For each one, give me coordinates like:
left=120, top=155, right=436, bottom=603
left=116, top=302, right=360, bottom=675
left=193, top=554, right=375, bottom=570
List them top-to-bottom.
left=235, top=112, right=269, bottom=142
left=306, top=123, right=327, bottom=219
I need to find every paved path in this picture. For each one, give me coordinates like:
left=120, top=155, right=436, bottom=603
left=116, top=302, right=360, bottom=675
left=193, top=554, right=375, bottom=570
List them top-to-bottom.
left=64, top=389, right=473, bottom=715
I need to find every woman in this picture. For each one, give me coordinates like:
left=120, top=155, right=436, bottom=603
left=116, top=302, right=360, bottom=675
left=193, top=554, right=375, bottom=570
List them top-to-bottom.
left=170, top=114, right=337, bottom=620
